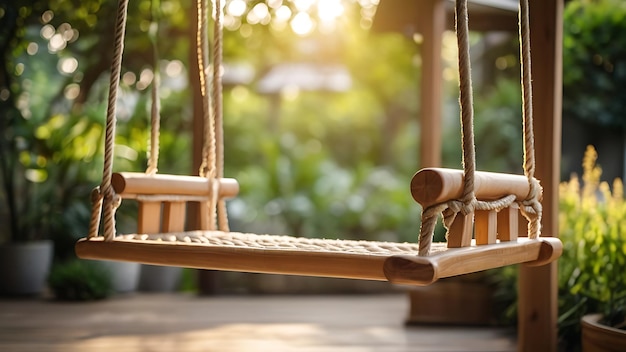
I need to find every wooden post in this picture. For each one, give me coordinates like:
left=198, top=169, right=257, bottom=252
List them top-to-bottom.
left=416, top=0, right=445, bottom=168
left=189, top=1, right=218, bottom=295
left=518, top=1, right=563, bottom=351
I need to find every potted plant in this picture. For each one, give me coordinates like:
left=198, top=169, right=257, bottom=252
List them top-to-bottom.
left=0, top=2, right=119, bottom=296
left=0, top=34, right=54, bottom=295
left=558, top=146, right=625, bottom=351
left=48, top=259, right=114, bottom=301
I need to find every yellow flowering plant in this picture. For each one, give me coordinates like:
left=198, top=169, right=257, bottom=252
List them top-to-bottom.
left=558, top=146, right=626, bottom=332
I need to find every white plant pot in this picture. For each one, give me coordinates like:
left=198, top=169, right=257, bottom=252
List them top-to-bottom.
left=0, top=240, right=53, bottom=296
left=96, top=260, right=141, bottom=293
left=138, top=265, right=182, bottom=292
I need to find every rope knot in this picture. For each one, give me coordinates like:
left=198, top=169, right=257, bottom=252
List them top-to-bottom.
left=519, top=177, right=543, bottom=239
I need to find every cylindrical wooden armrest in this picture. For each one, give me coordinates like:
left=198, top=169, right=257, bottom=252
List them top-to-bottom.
left=411, top=168, right=534, bottom=207
left=112, top=172, right=239, bottom=199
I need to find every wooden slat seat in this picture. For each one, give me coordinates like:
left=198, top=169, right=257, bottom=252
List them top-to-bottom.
left=76, top=168, right=561, bottom=285
left=75, top=231, right=562, bottom=286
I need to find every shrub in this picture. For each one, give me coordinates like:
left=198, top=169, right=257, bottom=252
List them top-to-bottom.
left=48, top=260, right=113, bottom=301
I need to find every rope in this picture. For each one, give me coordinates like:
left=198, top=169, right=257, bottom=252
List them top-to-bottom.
left=95, top=0, right=130, bottom=241
left=146, top=0, right=161, bottom=175
left=196, top=0, right=217, bottom=230
left=197, top=0, right=230, bottom=231
left=198, top=0, right=216, bottom=180
left=212, top=0, right=230, bottom=231
left=417, top=0, right=542, bottom=254
left=455, top=0, right=476, bottom=215
left=518, top=0, right=542, bottom=238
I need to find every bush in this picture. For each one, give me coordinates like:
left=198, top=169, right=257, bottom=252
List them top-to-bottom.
left=563, top=0, right=626, bottom=128
left=491, top=146, right=626, bottom=351
left=558, top=146, right=625, bottom=345
left=48, top=260, right=113, bottom=301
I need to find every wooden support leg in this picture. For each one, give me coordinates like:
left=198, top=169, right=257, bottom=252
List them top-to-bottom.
left=138, top=201, right=162, bottom=234
left=162, top=201, right=186, bottom=232
left=198, top=202, right=215, bottom=231
left=497, top=204, right=519, bottom=242
left=475, top=210, right=497, bottom=245
left=447, top=212, right=474, bottom=248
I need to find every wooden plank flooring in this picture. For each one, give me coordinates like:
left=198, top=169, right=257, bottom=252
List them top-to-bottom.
left=0, top=293, right=516, bottom=352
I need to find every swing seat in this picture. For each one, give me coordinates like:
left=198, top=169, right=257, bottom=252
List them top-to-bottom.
left=75, top=168, right=562, bottom=286
left=76, top=232, right=560, bottom=286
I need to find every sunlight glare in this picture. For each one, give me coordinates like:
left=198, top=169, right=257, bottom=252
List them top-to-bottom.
left=227, top=0, right=246, bottom=17
left=267, top=0, right=283, bottom=9
left=293, top=0, right=315, bottom=12
left=317, top=0, right=343, bottom=22
left=247, top=3, right=270, bottom=25
left=274, top=5, right=292, bottom=22
left=41, top=10, right=54, bottom=24
left=290, top=12, right=314, bottom=36
left=224, top=14, right=242, bottom=30
left=40, top=24, right=55, bottom=39
left=48, top=33, right=66, bottom=52
left=26, top=42, right=39, bottom=55
left=58, top=57, right=79, bottom=75
left=165, top=60, right=184, bottom=77
left=136, top=68, right=154, bottom=90
left=122, top=72, right=137, bottom=86
left=64, top=83, right=80, bottom=100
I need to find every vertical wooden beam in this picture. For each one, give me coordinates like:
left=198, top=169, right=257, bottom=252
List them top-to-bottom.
left=416, top=0, right=445, bottom=167
left=518, top=1, right=563, bottom=351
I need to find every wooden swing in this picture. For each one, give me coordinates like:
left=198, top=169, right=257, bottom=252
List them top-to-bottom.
left=75, top=0, right=562, bottom=286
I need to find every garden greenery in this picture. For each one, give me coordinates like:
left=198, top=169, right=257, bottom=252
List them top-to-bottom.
left=559, top=146, right=625, bottom=331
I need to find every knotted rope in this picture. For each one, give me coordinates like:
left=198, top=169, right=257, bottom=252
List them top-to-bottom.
left=88, top=0, right=129, bottom=240
left=417, top=0, right=542, bottom=255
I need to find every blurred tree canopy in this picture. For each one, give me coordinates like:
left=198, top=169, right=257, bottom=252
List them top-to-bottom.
left=1, top=0, right=525, bottom=251
left=563, top=0, right=626, bottom=128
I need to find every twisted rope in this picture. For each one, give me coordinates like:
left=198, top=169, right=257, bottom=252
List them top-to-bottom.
left=94, top=0, right=130, bottom=241
left=146, top=0, right=161, bottom=175
left=198, top=0, right=216, bottom=180
left=211, top=0, right=230, bottom=231
left=518, top=0, right=542, bottom=238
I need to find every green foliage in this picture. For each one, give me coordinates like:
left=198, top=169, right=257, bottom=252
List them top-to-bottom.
left=2, top=0, right=528, bottom=285
left=563, top=0, right=626, bottom=128
left=473, top=78, right=523, bottom=173
left=230, top=130, right=421, bottom=242
left=491, top=146, right=626, bottom=351
left=558, top=146, right=626, bottom=334
left=48, top=259, right=113, bottom=301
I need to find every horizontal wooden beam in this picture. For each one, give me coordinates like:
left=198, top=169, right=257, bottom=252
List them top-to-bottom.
left=410, top=168, right=533, bottom=207
left=112, top=172, right=239, bottom=199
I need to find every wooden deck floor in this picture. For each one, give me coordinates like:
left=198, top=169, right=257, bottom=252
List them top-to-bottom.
left=0, top=293, right=516, bottom=352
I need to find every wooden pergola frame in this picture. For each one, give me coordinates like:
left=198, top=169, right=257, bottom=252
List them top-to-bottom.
left=190, top=0, right=563, bottom=350
left=373, top=1, right=563, bottom=351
